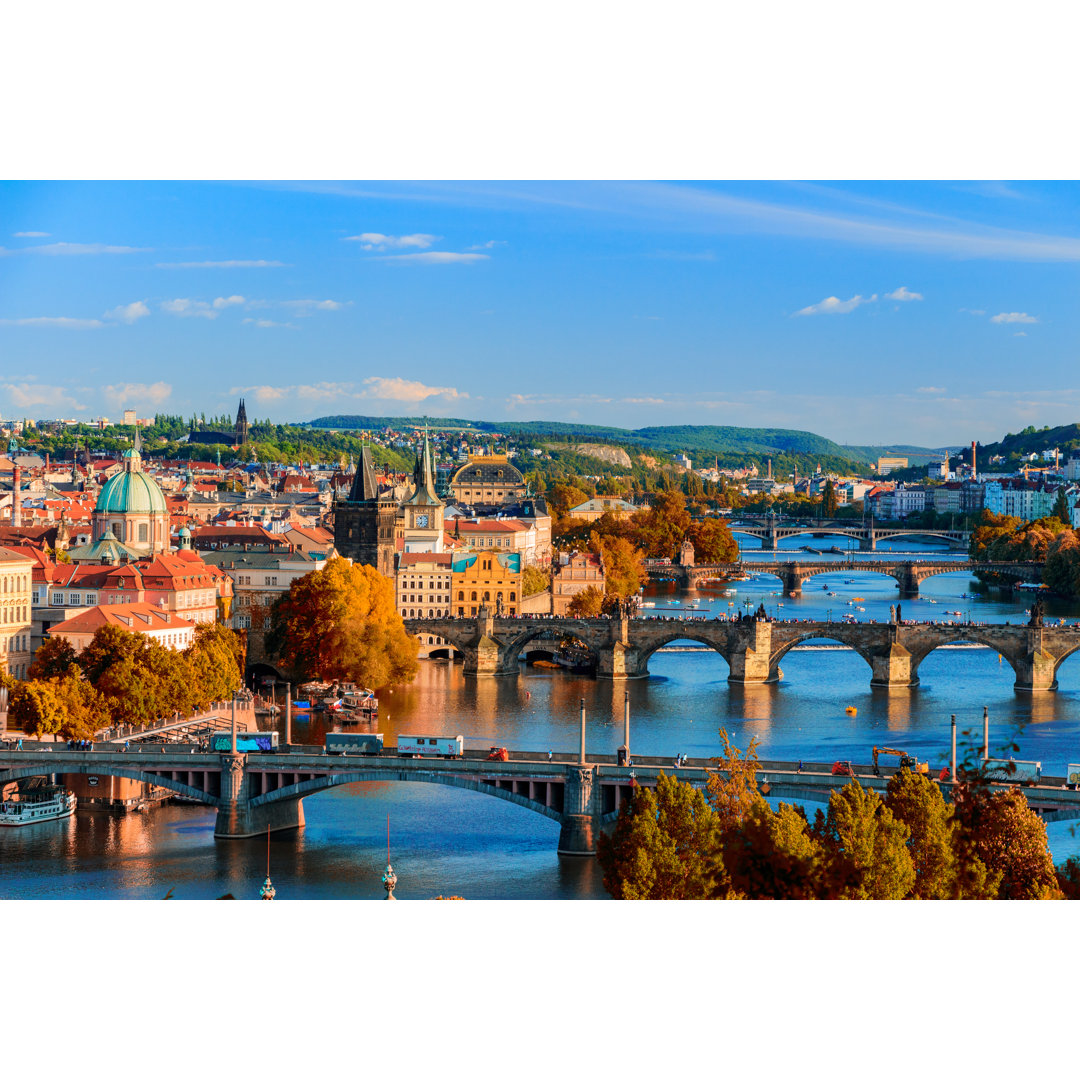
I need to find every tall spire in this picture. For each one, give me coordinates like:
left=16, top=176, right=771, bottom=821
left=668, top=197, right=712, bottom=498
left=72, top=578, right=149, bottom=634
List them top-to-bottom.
left=347, top=443, right=380, bottom=502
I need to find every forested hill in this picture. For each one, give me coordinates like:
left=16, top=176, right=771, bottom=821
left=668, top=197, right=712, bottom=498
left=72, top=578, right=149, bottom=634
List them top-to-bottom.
left=307, top=415, right=937, bottom=466
left=977, top=423, right=1080, bottom=462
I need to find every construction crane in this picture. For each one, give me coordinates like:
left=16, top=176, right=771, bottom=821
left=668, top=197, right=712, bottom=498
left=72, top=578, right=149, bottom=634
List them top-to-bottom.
left=872, top=746, right=928, bottom=776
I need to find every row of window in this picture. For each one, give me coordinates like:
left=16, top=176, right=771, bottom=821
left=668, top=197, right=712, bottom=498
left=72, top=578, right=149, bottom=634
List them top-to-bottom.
left=0, top=575, right=28, bottom=594
left=236, top=575, right=279, bottom=586
left=457, top=590, right=516, bottom=602
left=402, top=595, right=448, bottom=604
left=1, top=606, right=27, bottom=624
left=1, top=635, right=28, bottom=653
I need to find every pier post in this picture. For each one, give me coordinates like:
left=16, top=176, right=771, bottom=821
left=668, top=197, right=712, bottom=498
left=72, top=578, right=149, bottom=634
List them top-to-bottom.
left=727, top=619, right=774, bottom=685
left=1013, top=630, right=1058, bottom=691
left=869, top=642, right=918, bottom=688
left=982, top=706, right=989, bottom=760
left=951, top=714, right=957, bottom=781
left=557, top=764, right=598, bottom=856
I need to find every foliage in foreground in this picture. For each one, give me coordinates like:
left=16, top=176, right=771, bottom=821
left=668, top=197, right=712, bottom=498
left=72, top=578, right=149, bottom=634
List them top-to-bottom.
left=9, top=622, right=244, bottom=740
left=597, top=730, right=1065, bottom=900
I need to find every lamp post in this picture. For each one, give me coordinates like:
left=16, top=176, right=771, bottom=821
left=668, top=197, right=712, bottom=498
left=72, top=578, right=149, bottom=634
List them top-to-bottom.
left=230, top=691, right=237, bottom=754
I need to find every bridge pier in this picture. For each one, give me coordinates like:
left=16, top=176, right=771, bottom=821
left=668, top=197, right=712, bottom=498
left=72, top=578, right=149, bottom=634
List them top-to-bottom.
left=859, top=535, right=877, bottom=552
left=783, top=569, right=803, bottom=595
left=727, top=621, right=776, bottom=685
left=1013, top=639, right=1059, bottom=692
left=596, top=642, right=649, bottom=679
left=868, top=642, right=919, bottom=688
left=214, top=753, right=306, bottom=838
left=557, top=765, right=600, bottom=855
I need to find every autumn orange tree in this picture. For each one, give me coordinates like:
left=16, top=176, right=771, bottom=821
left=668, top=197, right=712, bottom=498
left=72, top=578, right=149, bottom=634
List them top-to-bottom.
left=268, top=556, right=418, bottom=689
left=599, top=728, right=1069, bottom=900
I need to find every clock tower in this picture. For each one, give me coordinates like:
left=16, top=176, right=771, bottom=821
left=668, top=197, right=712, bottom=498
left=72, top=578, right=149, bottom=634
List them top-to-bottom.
left=402, top=432, right=445, bottom=553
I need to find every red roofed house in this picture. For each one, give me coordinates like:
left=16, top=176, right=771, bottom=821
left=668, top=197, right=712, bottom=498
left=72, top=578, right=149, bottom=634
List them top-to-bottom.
left=47, top=602, right=196, bottom=654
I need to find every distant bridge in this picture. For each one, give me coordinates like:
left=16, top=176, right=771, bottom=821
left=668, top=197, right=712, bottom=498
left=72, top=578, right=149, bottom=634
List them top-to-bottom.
left=726, top=517, right=970, bottom=551
left=644, top=558, right=1042, bottom=595
left=404, top=609, right=1079, bottom=691
left=5, top=745, right=1080, bottom=854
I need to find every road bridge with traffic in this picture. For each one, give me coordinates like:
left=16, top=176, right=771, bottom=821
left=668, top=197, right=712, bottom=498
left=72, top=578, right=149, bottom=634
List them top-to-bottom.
left=404, top=609, right=1080, bottom=690
left=4, top=744, right=1079, bottom=854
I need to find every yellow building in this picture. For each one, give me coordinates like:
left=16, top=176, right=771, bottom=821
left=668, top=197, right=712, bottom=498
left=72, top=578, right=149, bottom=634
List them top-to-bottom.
left=0, top=548, right=33, bottom=679
left=452, top=551, right=521, bottom=617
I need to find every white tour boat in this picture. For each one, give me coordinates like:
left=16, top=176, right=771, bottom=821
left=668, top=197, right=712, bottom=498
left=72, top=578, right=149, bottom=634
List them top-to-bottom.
left=0, top=785, right=76, bottom=827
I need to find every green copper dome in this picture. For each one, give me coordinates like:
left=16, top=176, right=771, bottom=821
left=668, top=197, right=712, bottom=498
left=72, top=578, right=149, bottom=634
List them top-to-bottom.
left=95, top=453, right=168, bottom=515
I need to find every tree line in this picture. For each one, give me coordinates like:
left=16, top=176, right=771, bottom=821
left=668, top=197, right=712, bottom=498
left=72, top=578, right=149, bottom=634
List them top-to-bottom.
left=969, top=506, right=1080, bottom=599
left=7, top=623, right=244, bottom=740
left=599, top=730, right=1073, bottom=899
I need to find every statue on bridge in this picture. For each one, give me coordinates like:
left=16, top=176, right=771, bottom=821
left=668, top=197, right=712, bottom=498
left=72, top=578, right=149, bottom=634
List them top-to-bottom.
left=1028, top=596, right=1045, bottom=628
left=755, top=603, right=768, bottom=622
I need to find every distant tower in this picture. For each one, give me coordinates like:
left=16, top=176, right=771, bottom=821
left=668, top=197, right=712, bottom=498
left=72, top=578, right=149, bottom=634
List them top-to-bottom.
left=235, top=399, right=250, bottom=446
left=333, top=444, right=396, bottom=576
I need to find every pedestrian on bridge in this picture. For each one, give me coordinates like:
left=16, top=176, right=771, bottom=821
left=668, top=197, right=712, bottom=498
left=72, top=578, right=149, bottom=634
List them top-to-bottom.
left=548, top=749, right=553, bottom=761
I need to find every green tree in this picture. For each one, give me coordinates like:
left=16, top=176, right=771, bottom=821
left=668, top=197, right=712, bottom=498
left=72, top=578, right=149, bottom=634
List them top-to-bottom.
left=821, top=479, right=838, bottom=517
left=1053, top=486, right=1072, bottom=526
left=686, top=517, right=739, bottom=563
left=268, top=557, right=419, bottom=688
left=521, top=565, right=549, bottom=598
left=566, top=586, right=605, bottom=617
left=28, top=636, right=78, bottom=680
left=8, top=680, right=64, bottom=739
left=884, top=769, right=958, bottom=899
left=597, top=772, right=724, bottom=899
left=812, top=782, right=915, bottom=899
left=723, top=800, right=829, bottom=900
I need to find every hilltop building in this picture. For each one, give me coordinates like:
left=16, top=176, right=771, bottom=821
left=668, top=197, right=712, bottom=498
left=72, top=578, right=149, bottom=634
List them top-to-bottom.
left=449, top=454, right=526, bottom=508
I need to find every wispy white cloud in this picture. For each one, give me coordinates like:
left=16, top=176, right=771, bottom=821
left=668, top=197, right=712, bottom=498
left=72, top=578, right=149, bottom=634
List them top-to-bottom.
left=13, top=231, right=49, bottom=238
left=344, top=232, right=438, bottom=251
left=467, top=240, right=505, bottom=250
left=0, top=241, right=147, bottom=257
left=373, top=251, right=489, bottom=265
left=156, top=260, right=285, bottom=269
left=885, top=285, right=923, bottom=302
left=794, top=293, right=877, bottom=316
left=213, top=295, right=246, bottom=309
left=246, top=298, right=347, bottom=315
left=160, top=299, right=217, bottom=319
left=103, top=300, right=150, bottom=324
left=959, top=307, right=986, bottom=315
left=990, top=311, right=1038, bottom=324
left=0, top=316, right=104, bottom=329
left=241, top=318, right=299, bottom=330
left=1014, top=331, right=1028, bottom=337
left=361, top=377, right=467, bottom=402
left=233, top=378, right=467, bottom=405
left=103, top=381, right=172, bottom=407
left=2, top=382, right=87, bottom=411
left=917, top=386, right=947, bottom=394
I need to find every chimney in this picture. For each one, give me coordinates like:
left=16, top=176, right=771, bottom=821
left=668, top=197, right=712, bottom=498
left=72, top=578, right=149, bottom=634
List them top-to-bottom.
left=971, top=440, right=977, bottom=482
left=45, top=453, right=50, bottom=472
left=12, top=465, right=21, bottom=526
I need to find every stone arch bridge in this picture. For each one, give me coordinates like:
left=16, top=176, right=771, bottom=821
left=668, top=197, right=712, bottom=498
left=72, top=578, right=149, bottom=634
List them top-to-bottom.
left=727, top=519, right=970, bottom=551
left=646, top=559, right=1042, bottom=595
left=404, top=609, right=1080, bottom=691
left=6, top=747, right=1080, bottom=855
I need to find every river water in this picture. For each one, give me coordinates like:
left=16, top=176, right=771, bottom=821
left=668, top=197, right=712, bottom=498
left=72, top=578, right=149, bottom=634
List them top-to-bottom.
left=5, top=534, right=1080, bottom=900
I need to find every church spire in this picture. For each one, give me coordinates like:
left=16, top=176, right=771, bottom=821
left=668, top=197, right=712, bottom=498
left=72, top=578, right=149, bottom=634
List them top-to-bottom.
left=348, top=443, right=380, bottom=502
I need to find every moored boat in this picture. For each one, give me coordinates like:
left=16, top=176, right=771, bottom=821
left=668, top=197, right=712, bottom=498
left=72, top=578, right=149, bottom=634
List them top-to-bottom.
left=0, top=784, right=76, bottom=827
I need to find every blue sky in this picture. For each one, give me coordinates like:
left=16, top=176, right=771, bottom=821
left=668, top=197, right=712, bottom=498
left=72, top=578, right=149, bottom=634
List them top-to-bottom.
left=1, top=180, right=1079, bottom=447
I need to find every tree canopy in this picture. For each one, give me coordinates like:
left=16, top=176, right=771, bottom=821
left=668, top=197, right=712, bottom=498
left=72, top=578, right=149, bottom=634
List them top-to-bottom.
left=268, top=556, right=418, bottom=688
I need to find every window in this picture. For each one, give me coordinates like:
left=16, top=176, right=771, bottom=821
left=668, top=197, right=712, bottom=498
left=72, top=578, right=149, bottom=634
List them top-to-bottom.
left=138, top=524, right=148, bottom=543
left=50, top=592, right=63, bottom=605
left=85, top=592, right=96, bottom=605
left=69, top=593, right=81, bottom=606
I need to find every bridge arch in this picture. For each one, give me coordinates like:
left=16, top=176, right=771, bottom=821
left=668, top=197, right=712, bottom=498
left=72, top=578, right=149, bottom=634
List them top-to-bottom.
left=503, top=624, right=606, bottom=665
left=634, top=628, right=733, bottom=668
left=768, top=630, right=879, bottom=679
left=905, top=634, right=1027, bottom=686
left=0, top=763, right=221, bottom=806
left=248, top=767, right=564, bottom=824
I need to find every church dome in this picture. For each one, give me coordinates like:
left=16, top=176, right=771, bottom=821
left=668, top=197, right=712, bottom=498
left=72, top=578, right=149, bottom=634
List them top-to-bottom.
left=95, top=455, right=168, bottom=515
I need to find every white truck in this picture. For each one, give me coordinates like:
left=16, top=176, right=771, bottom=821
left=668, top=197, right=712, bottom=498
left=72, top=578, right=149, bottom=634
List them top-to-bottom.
left=325, top=732, right=384, bottom=755
left=396, top=735, right=464, bottom=758
left=982, top=758, right=1042, bottom=785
